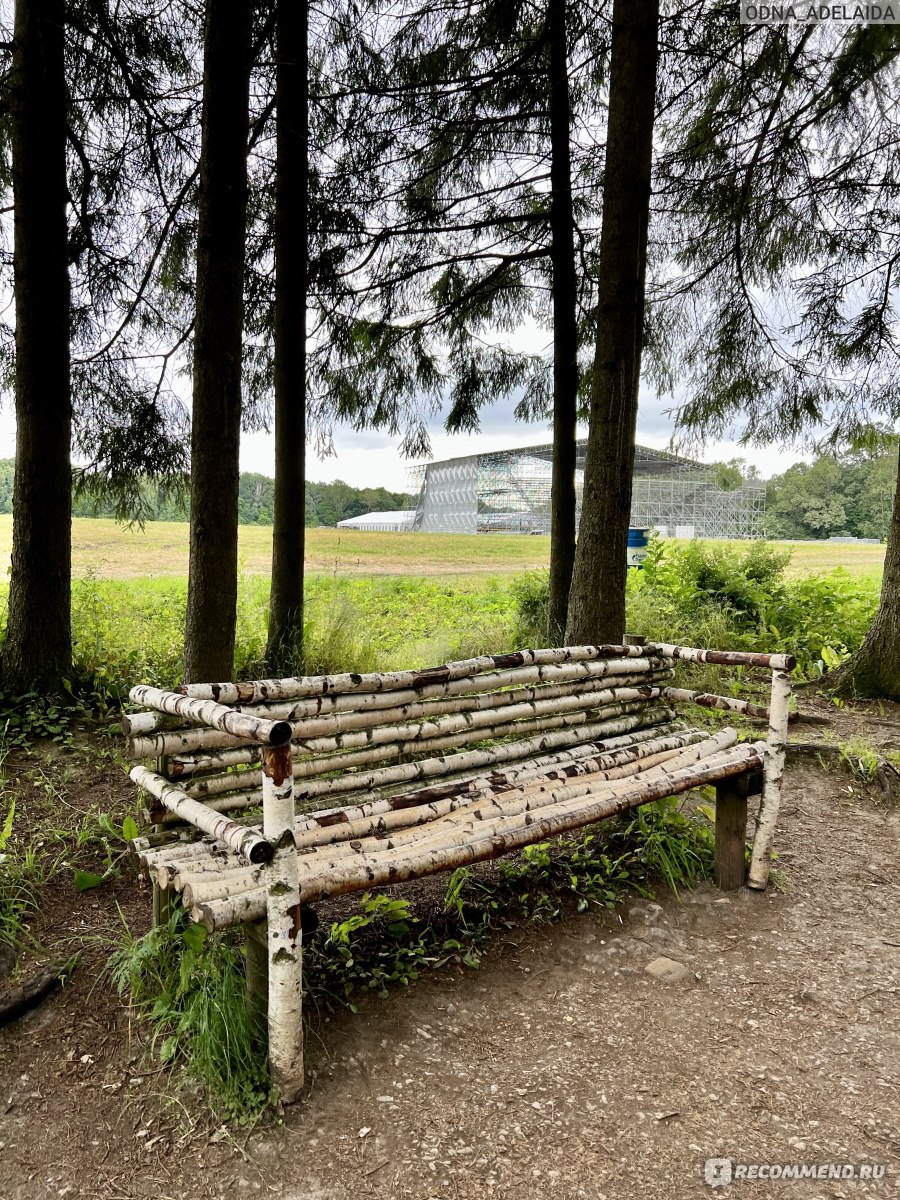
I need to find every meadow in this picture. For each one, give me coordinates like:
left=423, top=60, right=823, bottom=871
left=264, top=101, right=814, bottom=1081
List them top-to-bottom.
left=0, top=515, right=886, bottom=581
left=0, top=517, right=870, bottom=699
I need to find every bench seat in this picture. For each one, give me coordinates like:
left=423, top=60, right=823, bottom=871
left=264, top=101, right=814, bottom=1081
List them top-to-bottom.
left=124, top=642, right=794, bottom=1102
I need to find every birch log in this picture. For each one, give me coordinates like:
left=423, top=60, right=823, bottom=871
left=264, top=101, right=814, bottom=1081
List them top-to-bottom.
left=178, top=644, right=657, bottom=705
left=647, top=644, right=796, bottom=671
left=132, top=656, right=673, bottom=739
left=747, top=666, right=793, bottom=889
left=129, top=685, right=666, bottom=763
left=127, top=687, right=292, bottom=748
left=661, top=687, right=773, bottom=720
left=180, top=688, right=665, bottom=799
left=157, top=705, right=677, bottom=821
left=166, top=706, right=677, bottom=796
left=138, top=725, right=697, bottom=879
left=179, top=740, right=758, bottom=901
left=261, top=742, right=304, bottom=1102
left=389, top=742, right=755, bottom=859
left=194, top=745, right=766, bottom=929
left=180, top=746, right=758, bottom=908
left=129, top=766, right=273, bottom=863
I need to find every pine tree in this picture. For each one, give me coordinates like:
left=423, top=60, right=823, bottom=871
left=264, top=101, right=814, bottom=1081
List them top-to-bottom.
left=183, top=0, right=253, bottom=682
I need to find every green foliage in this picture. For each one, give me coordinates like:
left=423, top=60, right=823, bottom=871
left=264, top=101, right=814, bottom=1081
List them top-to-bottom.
left=765, top=449, right=897, bottom=541
left=0, top=460, right=414, bottom=530
left=510, top=538, right=879, bottom=681
left=631, top=539, right=878, bottom=678
left=509, top=570, right=552, bottom=646
left=0, top=691, right=81, bottom=749
left=0, top=797, right=58, bottom=954
left=609, top=797, right=715, bottom=896
left=305, top=893, right=442, bottom=1009
left=107, top=913, right=274, bottom=1122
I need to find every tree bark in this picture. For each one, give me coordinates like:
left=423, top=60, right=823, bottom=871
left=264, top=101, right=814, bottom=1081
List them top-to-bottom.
left=3, top=0, right=72, bottom=694
left=184, top=0, right=253, bottom=684
left=266, top=0, right=309, bottom=672
left=546, top=0, right=579, bottom=642
left=564, top=0, right=659, bottom=645
left=834, top=453, right=900, bottom=698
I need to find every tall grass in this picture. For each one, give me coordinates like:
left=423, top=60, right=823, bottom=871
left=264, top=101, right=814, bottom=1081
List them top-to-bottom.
left=0, top=536, right=878, bottom=705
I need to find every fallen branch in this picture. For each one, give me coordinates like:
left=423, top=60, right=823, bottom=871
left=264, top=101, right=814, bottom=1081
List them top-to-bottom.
left=0, top=958, right=74, bottom=1028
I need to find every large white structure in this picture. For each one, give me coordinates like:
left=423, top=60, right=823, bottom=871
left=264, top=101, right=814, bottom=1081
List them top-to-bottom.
left=410, top=442, right=766, bottom=539
left=336, top=510, right=416, bottom=533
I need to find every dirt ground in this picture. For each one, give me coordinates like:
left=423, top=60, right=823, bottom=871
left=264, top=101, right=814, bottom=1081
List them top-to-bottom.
left=2, top=702, right=900, bottom=1199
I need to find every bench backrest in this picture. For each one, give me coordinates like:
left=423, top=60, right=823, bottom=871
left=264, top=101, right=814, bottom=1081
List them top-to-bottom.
left=124, top=646, right=684, bottom=824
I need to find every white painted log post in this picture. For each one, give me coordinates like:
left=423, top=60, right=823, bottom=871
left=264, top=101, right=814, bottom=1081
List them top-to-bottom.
left=747, top=666, right=793, bottom=890
left=261, top=742, right=304, bottom=1101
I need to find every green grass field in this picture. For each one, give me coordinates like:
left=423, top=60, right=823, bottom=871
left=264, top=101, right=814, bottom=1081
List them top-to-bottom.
left=0, top=515, right=885, bottom=581
left=0, top=515, right=878, bottom=692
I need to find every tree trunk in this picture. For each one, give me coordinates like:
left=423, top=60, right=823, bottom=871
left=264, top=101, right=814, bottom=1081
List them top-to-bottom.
left=2, top=0, right=72, bottom=695
left=183, top=0, right=253, bottom=684
left=266, top=0, right=309, bottom=673
left=546, top=0, right=579, bottom=643
left=564, top=0, right=659, bottom=646
left=834, top=453, right=900, bottom=698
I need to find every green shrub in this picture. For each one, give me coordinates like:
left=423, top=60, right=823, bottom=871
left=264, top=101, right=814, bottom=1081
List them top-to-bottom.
left=500, top=537, right=880, bottom=680
left=107, top=914, right=273, bottom=1122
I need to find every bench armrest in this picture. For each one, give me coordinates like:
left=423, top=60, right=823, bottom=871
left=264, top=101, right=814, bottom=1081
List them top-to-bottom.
left=128, top=685, right=292, bottom=747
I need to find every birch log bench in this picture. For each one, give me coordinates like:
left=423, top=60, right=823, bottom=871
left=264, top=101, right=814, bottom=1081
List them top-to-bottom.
left=124, top=643, right=794, bottom=1101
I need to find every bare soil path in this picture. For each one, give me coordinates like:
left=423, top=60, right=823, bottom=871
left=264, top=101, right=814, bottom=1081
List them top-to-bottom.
left=1, top=723, right=899, bottom=1199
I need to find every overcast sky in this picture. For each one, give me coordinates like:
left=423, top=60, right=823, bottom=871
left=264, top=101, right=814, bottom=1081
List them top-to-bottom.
left=0, top=380, right=804, bottom=494
left=241, top=386, right=805, bottom=493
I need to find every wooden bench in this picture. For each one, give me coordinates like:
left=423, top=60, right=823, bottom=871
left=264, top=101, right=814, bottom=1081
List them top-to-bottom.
left=124, top=642, right=794, bottom=1102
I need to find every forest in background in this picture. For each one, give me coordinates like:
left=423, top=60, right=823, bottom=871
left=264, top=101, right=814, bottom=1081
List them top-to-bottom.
left=0, top=451, right=893, bottom=538
left=0, top=460, right=414, bottom=528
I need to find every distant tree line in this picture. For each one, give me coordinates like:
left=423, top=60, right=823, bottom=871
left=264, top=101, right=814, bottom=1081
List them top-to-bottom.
left=2, top=449, right=894, bottom=540
left=716, top=450, right=897, bottom=542
left=765, top=452, right=897, bottom=542
left=0, top=461, right=412, bottom=529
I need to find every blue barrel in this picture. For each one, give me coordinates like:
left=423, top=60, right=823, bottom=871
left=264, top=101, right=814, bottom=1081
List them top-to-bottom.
left=626, top=527, right=651, bottom=569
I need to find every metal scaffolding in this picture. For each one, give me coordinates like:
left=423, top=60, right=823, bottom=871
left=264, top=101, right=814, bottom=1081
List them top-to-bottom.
left=411, top=442, right=766, bottom=539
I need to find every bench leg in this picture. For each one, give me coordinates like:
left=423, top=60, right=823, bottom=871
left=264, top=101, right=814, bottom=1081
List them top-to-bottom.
left=262, top=744, right=304, bottom=1102
left=714, top=779, right=748, bottom=890
left=152, top=880, right=174, bottom=928
left=245, top=919, right=268, bottom=1034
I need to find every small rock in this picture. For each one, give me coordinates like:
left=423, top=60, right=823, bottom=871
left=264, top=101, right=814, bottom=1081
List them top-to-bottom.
left=628, top=902, right=665, bottom=926
left=644, top=956, right=693, bottom=984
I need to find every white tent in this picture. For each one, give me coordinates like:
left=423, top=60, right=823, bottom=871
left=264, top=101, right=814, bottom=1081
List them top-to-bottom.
left=336, top=510, right=415, bottom=532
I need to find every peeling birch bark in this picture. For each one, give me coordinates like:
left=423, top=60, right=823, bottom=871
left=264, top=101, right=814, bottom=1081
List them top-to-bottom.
left=747, top=667, right=793, bottom=890
left=261, top=742, right=303, bottom=1101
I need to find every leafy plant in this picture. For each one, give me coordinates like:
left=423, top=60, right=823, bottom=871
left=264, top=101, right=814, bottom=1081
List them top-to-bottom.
left=0, top=799, right=60, bottom=953
left=107, top=912, right=274, bottom=1122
